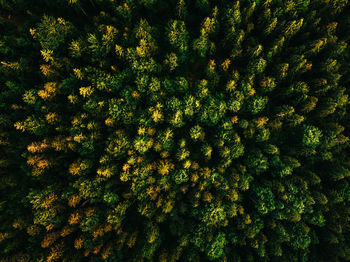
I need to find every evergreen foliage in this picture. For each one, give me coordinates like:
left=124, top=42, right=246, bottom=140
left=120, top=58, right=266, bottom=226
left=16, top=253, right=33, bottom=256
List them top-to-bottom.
left=1, top=0, right=350, bottom=261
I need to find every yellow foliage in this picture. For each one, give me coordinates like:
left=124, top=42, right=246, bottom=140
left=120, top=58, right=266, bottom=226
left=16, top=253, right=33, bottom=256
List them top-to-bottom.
left=57, top=17, right=67, bottom=25
left=201, top=17, right=215, bottom=35
left=327, top=22, right=338, bottom=33
left=103, top=25, right=118, bottom=41
left=29, top=28, right=36, bottom=36
left=136, top=39, right=148, bottom=57
left=69, top=40, right=81, bottom=56
left=115, top=44, right=123, bottom=56
left=41, top=49, right=54, bottom=62
left=208, top=59, right=216, bottom=67
left=221, top=59, right=231, bottom=71
left=1, top=61, right=20, bottom=70
left=304, top=63, right=312, bottom=71
left=40, top=64, right=54, bottom=76
left=73, top=68, right=83, bottom=80
left=260, top=76, right=274, bottom=88
left=226, top=80, right=236, bottom=92
left=38, top=82, right=59, bottom=100
left=79, top=86, right=94, bottom=98
left=248, top=88, right=256, bottom=96
left=132, top=90, right=140, bottom=99
left=67, top=94, right=78, bottom=104
left=151, top=109, right=163, bottom=122
left=45, top=112, right=58, bottom=124
left=71, top=115, right=82, bottom=126
left=230, top=116, right=238, bottom=125
left=105, top=117, right=115, bottom=127
left=256, top=117, right=268, bottom=127
left=14, top=122, right=25, bottom=132
left=138, top=126, right=146, bottom=136
left=147, top=127, right=156, bottom=136
left=164, top=128, right=173, bottom=140
left=199, top=131, right=205, bottom=141
left=73, top=133, right=86, bottom=143
left=51, top=136, right=68, bottom=152
left=147, top=138, right=154, bottom=148
left=27, top=142, right=49, bottom=153
left=153, top=142, right=162, bottom=152
left=160, top=151, right=170, bottom=158
left=27, top=155, right=51, bottom=176
left=36, top=159, right=51, bottom=170
left=157, top=160, right=174, bottom=175
left=183, top=160, right=191, bottom=169
left=69, top=161, right=82, bottom=176
left=191, top=162, right=199, bottom=170
left=122, top=163, right=130, bottom=172
left=146, top=164, right=154, bottom=171
left=97, top=167, right=114, bottom=178
left=200, top=167, right=211, bottom=179
left=191, top=173, right=199, bottom=183
left=147, top=176, right=156, bottom=185
left=199, top=182, right=206, bottom=191
left=147, top=186, right=158, bottom=200
left=227, top=189, right=239, bottom=202
left=202, top=191, right=213, bottom=202
left=41, top=193, right=58, bottom=209
left=68, top=195, right=81, bottom=208
left=156, top=198, right=163, bottom=208
left=163, top=200, right=173, bottom=213
left=238, top=205, right=244, bottom=215
left=85, top=207, right=95, bottom=217
left=68, top=211, right=81, bottom=225
left=244, top=214, right=252, bottom=224
left=12, top=218, right=25, bottom=230
left=45, top=224, right=54, bottom=232
left=104, top=224, right=112, bottom=233
left=26, top=225, right=40, bottom=236
left=60, top=226, right=74, bottom=237
left=93, top=226, right=105, bottom=239
left=148, top=229, right=158, bottom=243
left=0, top=232, right=9, bottom=243
left=41, top=232, right=59, bottom=248
left=74, top=237, right=84, bottom=249
left=47, top=242, right=64, bottom=262
left=93, top=244, right=103, bottom=255
left=101, top=245, right=113, bottom=259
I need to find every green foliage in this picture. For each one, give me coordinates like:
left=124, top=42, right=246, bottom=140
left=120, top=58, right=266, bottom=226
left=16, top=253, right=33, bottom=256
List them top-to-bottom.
left=1, top=0, right=350, bottom=261
left=35, top=15, right=75, bottom=51
left=168, top=20, right=189, bottom=55
left=246, top=95, right=268, bottom=115
left=189, top=125, right=203, bottom=141
left=302, top=125, right=323, bottom=148
left=206, top=232, right=227, bottom=260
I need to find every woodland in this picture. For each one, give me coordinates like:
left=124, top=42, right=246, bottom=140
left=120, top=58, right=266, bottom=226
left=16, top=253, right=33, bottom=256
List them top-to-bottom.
left=0, top=0, right=350, bottom=261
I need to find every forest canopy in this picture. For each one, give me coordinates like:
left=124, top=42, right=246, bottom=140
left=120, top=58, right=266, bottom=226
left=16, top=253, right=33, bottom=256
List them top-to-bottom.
left=1, top=0, right=350, bottom=261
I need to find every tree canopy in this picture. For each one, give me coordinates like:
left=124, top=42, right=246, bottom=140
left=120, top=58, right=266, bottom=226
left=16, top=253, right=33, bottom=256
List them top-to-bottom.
left=1, top=0, right=350, bottom=261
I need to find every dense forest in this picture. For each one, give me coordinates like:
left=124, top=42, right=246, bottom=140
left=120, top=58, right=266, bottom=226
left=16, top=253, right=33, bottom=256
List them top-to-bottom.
left=1, top=0, right=350, bottom=261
